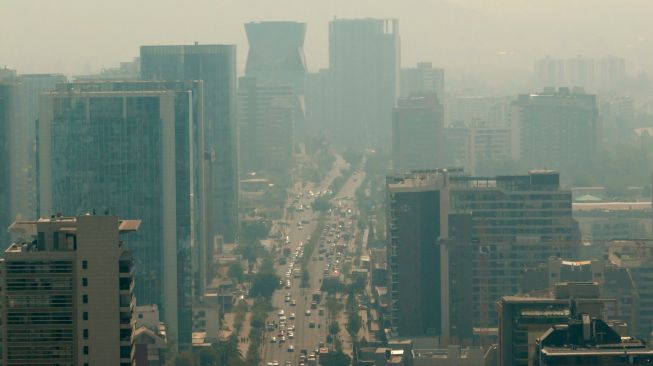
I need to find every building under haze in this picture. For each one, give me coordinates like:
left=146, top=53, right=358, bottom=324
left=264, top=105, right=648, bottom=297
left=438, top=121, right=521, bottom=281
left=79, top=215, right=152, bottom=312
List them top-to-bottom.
left=329, top=18, right=400, bottom=149
left=244, top=21, right=307, bottom=95
left=140, top=44, right=239, bottom=245
left=533, top=56, right=626, bottom=93
left=400, top=62, right=444, bottom=100
left=238, top=76, right=296, bottom=174
left=38, top=81, right=206, bottom=346
left=0, top=83, right=16, bottom=247
left=510, top=87, right=599, bottom=170
left=392, top=94, right=444, bottom=174
left=386, top=171, right=450, bottom=338
left=449, top=171, right=580, bottom=335
left=0, top=215, right=138, bottom=366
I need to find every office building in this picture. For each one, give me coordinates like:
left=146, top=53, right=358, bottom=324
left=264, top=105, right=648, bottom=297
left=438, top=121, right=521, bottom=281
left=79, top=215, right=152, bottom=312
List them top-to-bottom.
left=329, top=18, right=400, bottom=148
left=244, top=21, right=307, bottom=94
left=140, top=44, right=239, bottom=245
left=533, top=57, right=566, bottom=91
left=401, top=62, right=444, bottom=100
left=305, top=69, right=332, bottom=136
left=0, top=74, right=67, bottom=246
left=238, top=76, right=296, bottom=174
left=38, top=81, right=205, bottom=345
left=510, top=87, right=599, bottom=170
left=392, top=93, right=444, bottom=173
left=446, top=95, right=511, bottom=128
left=467, top=122, right=511, bottom=174
left=386, top=170, right=450, bottom=337
left=449, top=171, right=580, bottom=333
left=0, top=215, right=138, bottom=366
left=609, top=240, right=653, bottom=339
left=520, top=258, right=639, bottom=334
left=497, top=282, right=611, bottom=366
left=533, top=316, right=653, bottom=366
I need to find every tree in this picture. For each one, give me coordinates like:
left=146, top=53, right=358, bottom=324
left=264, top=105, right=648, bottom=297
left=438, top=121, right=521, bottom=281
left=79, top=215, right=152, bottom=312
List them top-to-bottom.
left=312, top=196, right=332, bottom=212
left=228, top=261, right=244, bottom=283
left=300, top=270, right=310, bottom=288
left=250, top=272, right=279, bottom=298
left=325, top=295, right=342, bottom=319
left=346, top=312, right=362, bottom=339
left=328, top=320, right=340, bottom=336
left=320, top=350, right=351, bottom=366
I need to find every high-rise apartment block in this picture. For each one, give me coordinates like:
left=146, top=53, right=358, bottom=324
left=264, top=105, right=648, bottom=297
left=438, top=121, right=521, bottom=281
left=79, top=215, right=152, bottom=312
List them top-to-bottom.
left=329, top=18, right=400, bottom=148
left=140, top=44, right=239, bottom=245
left=400, top=62, right=444, bottom=100
left=238, top=76, right=296, bottom=174
left=38, top=81, right=206, bottom=345
left=510, top=88, right=599, bottom=170
left=392, top=94, right=444, bottom=174
left=386, top=170, right=450, bottom=337
left=0, top=215, right=138, bottom=366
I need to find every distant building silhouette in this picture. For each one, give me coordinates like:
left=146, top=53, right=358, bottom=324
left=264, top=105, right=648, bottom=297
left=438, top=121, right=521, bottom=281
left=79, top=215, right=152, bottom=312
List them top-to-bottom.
left=329, top=18, right=400, bottom=148
left=244, top=21, right=307, bottom=95
left=400, top=62, right=444, bottom=101
left=510, top=87, right=599, bottom=170
left=392, top=94, right=444, bottom=174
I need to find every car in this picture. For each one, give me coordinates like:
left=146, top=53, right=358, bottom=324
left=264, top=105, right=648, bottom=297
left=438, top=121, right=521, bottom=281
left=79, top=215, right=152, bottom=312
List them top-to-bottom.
left=285, top=283, right=291, bottom=289
left=284, top=296, right=290, bottom=302
left=290, top=300, right=296, bottom=306
left=278, top=310, right=285, bottom=317
left=305, top=310, right=311, bottom=316
left=289, top=313, right=296, bottom=320
left=309, top=321, right=316, bottom=328
left=287, top=325, right=295, bottom=331
left=288, top=332, right=294, bottom=339
left=270, top=336, right=277, bottom=343
left=279, top=336, right=286, bottom=343
left=288, top=345, right=295, bottom=352
left=271, top=361, right=279, bottom=366
left=285, top=362, right=292, bottom=366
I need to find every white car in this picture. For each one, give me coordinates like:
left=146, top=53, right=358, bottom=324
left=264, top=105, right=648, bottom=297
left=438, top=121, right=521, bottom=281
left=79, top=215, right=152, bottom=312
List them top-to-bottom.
left=278, top=310, right=285, bottom=317
left=305, top=310, right=311, bottom=316
left=289, top=313, right=296, bottom=320
left=288, top=332, right=294, bottom=339
left=287, top=344, right=294, bottom=352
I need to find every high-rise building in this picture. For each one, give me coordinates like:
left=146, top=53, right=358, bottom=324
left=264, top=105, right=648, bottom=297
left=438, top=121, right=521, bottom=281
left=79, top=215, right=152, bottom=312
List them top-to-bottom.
left=329, top=18, right=400, bottom=148
left=244, top=21, right=307, bottom=95
left=140, top=44, right=239, bottom=245
left=533, top=56, right=626, bottom=92
left=533, top=56, right=565, bottom=90
left=400, top=62, right=444, bottom=100
left=305, top=69, right=332, bottom=136
left=0, top=74, right=66, bottom=247
left=238, top=76, right=296, bottom=174
left=38, top=81, right=205, bottom=345
left=0, top=83, right=17, bottom=247
left=510, top=87, right=599, bottom=170
left=392, top=94, right=444, bottom=174
left=467, top=122, right=511, bottom=174
left=386, top=170, right=450, bottom=337
left=449, top=171, right=580, bottom=333
left=0, top=215, right=138, bottom=366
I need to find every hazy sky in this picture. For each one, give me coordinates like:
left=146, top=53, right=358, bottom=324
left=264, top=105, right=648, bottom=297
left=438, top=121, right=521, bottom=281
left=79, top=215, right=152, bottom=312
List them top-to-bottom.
left=2, top=0, right=652, bottom=85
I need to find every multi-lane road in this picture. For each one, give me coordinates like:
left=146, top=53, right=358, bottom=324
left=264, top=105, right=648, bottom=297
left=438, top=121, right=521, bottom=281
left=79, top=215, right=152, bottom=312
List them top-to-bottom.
left=261, top=157, right=364, bottom=366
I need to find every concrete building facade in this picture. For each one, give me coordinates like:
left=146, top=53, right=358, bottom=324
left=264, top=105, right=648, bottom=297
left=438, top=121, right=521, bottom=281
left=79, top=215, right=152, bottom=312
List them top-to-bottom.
left=400, top=62, right=444, bottom=100
left=0, top=215, right=138, bottom=366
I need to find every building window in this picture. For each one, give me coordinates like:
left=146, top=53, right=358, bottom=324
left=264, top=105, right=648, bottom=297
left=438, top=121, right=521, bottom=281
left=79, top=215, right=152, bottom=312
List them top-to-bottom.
left=82, top=260, right=88, bottom=270
left=82, top=278, right=88, bottom=287
left=83, top=295, right=88, bottom=304
left=83, top=312, right=88, bottom=321
left=83, top=329, right=88, bottom=339
left=83, top=346, right=89, bottom=355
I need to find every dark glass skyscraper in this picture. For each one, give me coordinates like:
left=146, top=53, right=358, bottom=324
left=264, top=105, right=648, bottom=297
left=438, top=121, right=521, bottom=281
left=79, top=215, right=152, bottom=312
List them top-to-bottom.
left=140, top=44, right=239, bottom=245
left=38, top=81, right=205, bottom=346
